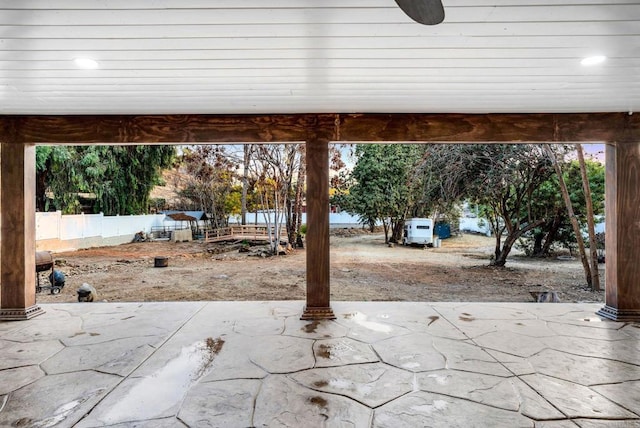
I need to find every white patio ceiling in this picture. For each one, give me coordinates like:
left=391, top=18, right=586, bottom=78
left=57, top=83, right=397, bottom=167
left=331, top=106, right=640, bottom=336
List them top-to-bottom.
left=1, top=0, right=639, bottom=115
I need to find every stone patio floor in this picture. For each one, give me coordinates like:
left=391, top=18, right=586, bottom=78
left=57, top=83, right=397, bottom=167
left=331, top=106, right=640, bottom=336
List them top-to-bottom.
left=1, top=301, right=640, bottom=427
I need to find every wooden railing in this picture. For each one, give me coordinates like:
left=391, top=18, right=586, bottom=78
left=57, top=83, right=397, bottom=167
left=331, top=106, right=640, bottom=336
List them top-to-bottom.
left=204, top=225, right=286, bottom=243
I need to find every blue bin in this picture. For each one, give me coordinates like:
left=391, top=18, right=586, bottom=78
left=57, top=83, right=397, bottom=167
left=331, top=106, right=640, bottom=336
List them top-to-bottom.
left=434, top=223, right=451, bottom=239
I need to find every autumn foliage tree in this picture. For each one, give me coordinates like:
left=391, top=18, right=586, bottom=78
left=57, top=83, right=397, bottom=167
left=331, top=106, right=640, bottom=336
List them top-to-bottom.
left=249, top=144, right=305, bottom=250
left=176, top=145, right=239, bottom=228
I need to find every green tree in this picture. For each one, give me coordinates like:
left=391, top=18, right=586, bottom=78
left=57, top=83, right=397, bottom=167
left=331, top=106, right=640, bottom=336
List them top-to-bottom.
left=335, top=144, right=424, bottom=243
left=413, top=144, right=483, bottom=228
left=464, top=144, right=555, bottom=267
left=36, top=145, right=175, bottom=215
left=36, top=146, right=83, bottom=213
left=92, top=146, right=175, bottom=215
left=521, top=157, right=605, bottom=257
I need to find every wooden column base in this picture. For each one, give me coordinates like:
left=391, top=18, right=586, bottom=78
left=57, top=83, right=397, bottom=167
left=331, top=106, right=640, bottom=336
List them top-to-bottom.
left=0, top=305, right=45, bottom=321
left=596, top=305, right=640, bottom=322
left=301, top=306, right=336, bottom=320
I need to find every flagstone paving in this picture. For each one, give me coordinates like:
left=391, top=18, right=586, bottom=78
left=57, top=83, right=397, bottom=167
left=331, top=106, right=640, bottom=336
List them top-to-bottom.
left=0, top=301, right=639, bottom=427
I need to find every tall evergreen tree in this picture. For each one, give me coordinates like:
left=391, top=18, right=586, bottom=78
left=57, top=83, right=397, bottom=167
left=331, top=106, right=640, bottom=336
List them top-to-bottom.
left=36, top=145, right=175, bottom=215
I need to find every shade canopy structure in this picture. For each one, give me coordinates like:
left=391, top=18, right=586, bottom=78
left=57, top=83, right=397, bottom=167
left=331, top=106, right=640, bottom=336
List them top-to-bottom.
left=0, top=2, right=639, bottom=321
left=167, top=213, right=199, bottom=222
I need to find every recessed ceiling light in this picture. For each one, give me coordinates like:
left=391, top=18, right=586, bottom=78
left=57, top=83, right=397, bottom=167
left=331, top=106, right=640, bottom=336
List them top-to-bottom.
left=580, top=55, right=606, bottom=66
left=73, top=57, right=99, bottom=69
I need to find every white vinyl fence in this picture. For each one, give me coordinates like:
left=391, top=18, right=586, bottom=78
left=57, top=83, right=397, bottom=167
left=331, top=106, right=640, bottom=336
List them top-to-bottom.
left=36, top=211, right=165, bottom=252
left=36, top=211, right=605, bottom=253
left=36, top=211, right=371, bottom=252
left=233, top=212, right=367, bottom=229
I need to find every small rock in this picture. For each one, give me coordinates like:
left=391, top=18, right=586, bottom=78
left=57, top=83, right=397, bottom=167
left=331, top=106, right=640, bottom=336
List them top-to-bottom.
left=77, top=283, right=98, bottom=302
left=529, top=291, right=560, bottom=302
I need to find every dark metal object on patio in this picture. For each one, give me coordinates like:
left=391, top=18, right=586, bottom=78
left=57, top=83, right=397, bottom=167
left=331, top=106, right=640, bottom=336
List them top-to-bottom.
left=35, top=251, right=65, bottom=294
left=154, top=256, right=169, bottom=268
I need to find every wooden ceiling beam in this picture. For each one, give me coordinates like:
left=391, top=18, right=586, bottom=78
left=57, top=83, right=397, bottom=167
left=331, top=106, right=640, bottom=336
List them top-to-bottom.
left=0, top=112, right=637, bottom=144
left=337, top=113, right=639, bottom=143
left=0, top=114, right=335, bottom=145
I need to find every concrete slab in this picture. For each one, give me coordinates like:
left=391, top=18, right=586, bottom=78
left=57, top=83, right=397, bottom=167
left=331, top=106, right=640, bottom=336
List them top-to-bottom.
left=0, top=301, right=638, bottom=427
left=284, top=315, right=349, bottom=339
left=471, top=329, right=549, bottom=357
left=373, top=332, right=447, bottom=372
left=544, top=334, right=640, bottom=365
left=248, top=335, right=316, bottom=374
left=41, top=336, right=156, bottom=376
left=313, top=337, right=379, bottom=367
left=0, top=339, right=64, bottom=370
left=527, top=348, right=640, bottom=386
left=291, top=362, right=414, bottom=407
left=0, top=366, right=45, bottom=395
left=417, top=370, right=521, bottom=411
left=0, top=371, right=121, bottom=428
left=521, top=374, right=637, bottom=419
left=254, top=375, right=372, bottom=427
left=510, top=376, right=566, bottom=420
left=179, top=379, right=262, bottom=427
left=592, top=380, right=640, bottom=416
left=373, top=391, right=534, bottom=427
left=534, top=421, right=580, bottom=428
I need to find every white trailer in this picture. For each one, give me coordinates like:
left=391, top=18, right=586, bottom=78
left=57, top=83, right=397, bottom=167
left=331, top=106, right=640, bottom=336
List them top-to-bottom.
left=402, top=218, right=434, bottom=246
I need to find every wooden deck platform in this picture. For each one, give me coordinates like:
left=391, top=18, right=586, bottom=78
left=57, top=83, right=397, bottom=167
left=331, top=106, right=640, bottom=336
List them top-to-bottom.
left=204, top=225, right=287, bottom=243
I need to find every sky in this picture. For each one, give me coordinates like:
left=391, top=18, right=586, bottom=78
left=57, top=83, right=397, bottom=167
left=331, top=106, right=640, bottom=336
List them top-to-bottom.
left=581, top=143, right=605, bottom=163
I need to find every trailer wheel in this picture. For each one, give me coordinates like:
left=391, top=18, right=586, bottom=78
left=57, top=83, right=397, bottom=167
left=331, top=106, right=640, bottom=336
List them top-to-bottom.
left=51, top=287, right=61, bottom=295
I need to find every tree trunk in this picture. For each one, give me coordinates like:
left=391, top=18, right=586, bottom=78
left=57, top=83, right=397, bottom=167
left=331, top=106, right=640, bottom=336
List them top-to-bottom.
left=240, top=144, right=252, bottom=225
left=544, top=144, right=592, bottom=288
left=576, top=144, right=601, bottom=291
left=293, top=146, right=306, bottom=246
left=36, top=170, right=48, bottom=212
left=276, top=190, right=286, bottom=255
left=285, top=197, right=296, bottom=246
left=489, top=213, right=504, bottom=263
left=540, top=213, right=562, bottom=256
left=390, top=218, right=405, bottom=243
left=382, top=219, right=390, bottom=243
left=491, top=219, right=546, bottom=266
left=532, top=232, right=544, bottom=257
left=493, top=233, right=503, bottom=264
left=492, top=234, right=518, bottom=267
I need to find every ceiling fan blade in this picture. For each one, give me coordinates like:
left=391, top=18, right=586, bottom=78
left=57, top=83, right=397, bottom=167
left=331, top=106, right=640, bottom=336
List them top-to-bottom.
left=394, top=0, right=445, bottom=25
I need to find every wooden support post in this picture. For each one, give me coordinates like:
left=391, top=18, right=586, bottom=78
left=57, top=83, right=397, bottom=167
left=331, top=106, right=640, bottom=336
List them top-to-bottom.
left=301, top=137, right=335, bottom=320
left=0, top=142, right=44, bottom=320
left=597, top=142, right=640, bottom=321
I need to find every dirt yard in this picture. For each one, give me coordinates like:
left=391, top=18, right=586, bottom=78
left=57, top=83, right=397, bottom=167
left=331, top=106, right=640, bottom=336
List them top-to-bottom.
left=36, top=232, right=605, bottom=304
